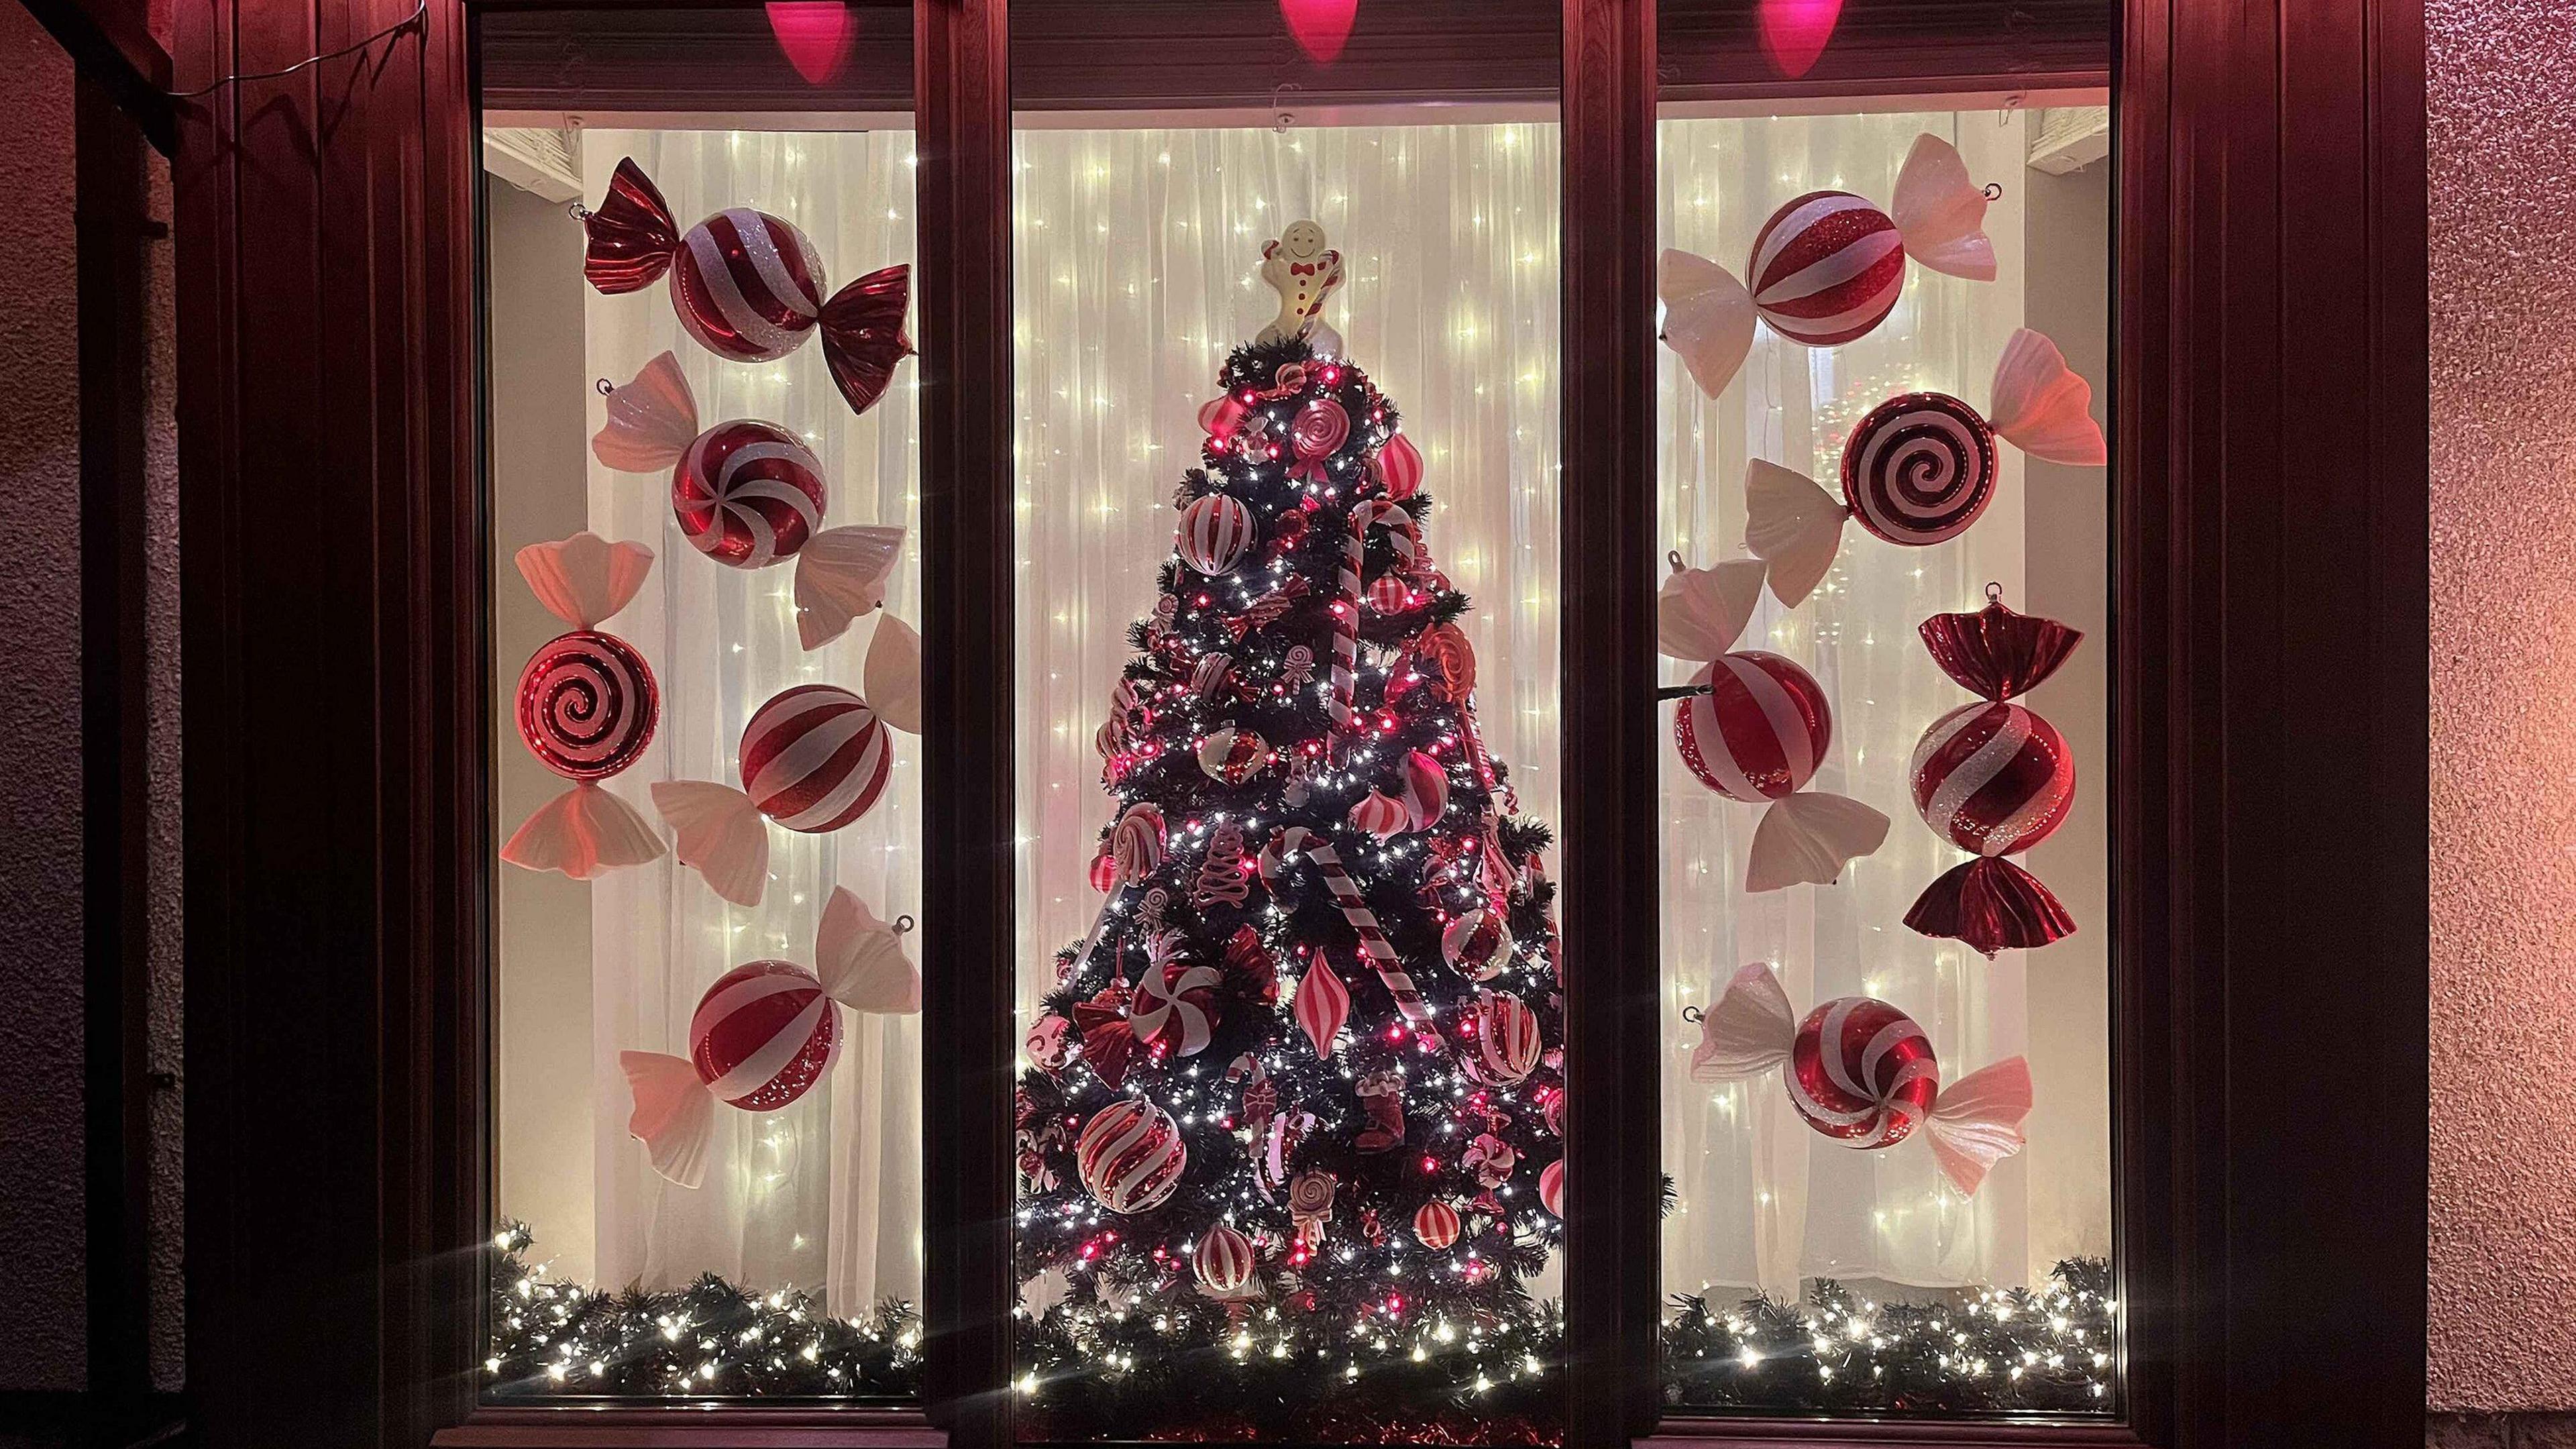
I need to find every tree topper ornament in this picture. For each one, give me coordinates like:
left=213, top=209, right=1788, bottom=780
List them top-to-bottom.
left=1256, top=219, right=1346, bottom=350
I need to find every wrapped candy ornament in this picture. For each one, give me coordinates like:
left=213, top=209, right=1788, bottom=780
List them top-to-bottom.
left=1659, top=134, right=1995, bottom=398
left=582, top=158, right=913, bottom=415
left=1743, top=329, right=2107, bottom=606
left=594, top=352, right=914, bottom=649
left=500, top=533, right=668, bottom=879
left=1659, top=554, right=1889, bottom=891
left=1903, top=592, right=2082, bottom=955
left=653, top=683, right=900, bottom=908
left=621, top=887, right=920, bottom=1187
left=1688, top=961, right=2033, bottom=1195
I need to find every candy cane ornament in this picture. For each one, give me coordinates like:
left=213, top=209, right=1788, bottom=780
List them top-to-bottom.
left=1326, top=499, right=1417, bottom=758
left=1259, top=826, right=1434, bottom=1027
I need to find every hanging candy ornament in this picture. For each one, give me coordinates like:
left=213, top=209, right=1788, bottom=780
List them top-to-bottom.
left=581, top=159, right=913, bottom=415
left=1742, top=331, right=2107, bottom=606
left=1199, top=389, right=1253, bottom=446
left=1287, top=397, right=1351, bottom=484
left=1372, top=431, right=1424, bottom=500
left=1177, top=493, right=1258, bottom=575
left=500, top=533, right=668, bottom=881
left=1659, top=554, right=1889, bottom=891
left=1366, top=572, right=1415, bottom=615
left=1904, top=593, right=2083, bottom=955
left=1417, top=622, right=1476, bottom=702
left=1192, top=651, right=1235, bottom=699
left=651, top=684, right=894, bottom=907
left=1198, top=725, right=1273, bottom=784
left=1399, top=749, right=1450, bottom=830
left=1350, top=790, right=1409, bottom=840
left=1111, top=802, right=1168, bottom=883
left=1191, top=822, right=1254, bottom=910
left=621, top=888, right=919, bottom=1187
left=1442, top=907, right=1514, bottom=982
left=1132, top=934, right=1222, bottom=1058
left=1293, top=950, right=1351, bottom=1057
left=1688, top=961, right=2034, bottom=1193
left=1070, top=981, right=1139, bottom=1087
left=1464, top=988, right=1542, bottom=1085
left=1026, top=1013, right=1073, bottom=1073
left=1354, top=1069, right=1407, bottom=1152
left=1543, top=1087, right=1566, bottom=1137
left=1077, top=1099, right=1187, bottom=1214
left=1463, top=1132, right=1518, bottom=1189
left=1538, top=1159, right=1564, bottom=1217
left=1288, top=1170, right=1338, bottom=1248
left=1414, top=1199, right=1462, bottom=1250
left=1194, top=1223, right=1259, bottom=1297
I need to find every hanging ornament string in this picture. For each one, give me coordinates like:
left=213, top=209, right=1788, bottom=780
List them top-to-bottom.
left=165, top=0, right=428, bottom=99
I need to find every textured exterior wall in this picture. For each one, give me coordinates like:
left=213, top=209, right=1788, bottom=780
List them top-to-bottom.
left=2427, top=0, right=2576, bottom=1415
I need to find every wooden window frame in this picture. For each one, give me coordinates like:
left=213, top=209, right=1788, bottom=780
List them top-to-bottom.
left=167, top=0, right=2428, bottom=1446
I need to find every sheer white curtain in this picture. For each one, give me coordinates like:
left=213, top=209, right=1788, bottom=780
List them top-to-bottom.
left=1656, top=111, right=2039, bottom=1302
left=580, top=127, right=925, bottom=1313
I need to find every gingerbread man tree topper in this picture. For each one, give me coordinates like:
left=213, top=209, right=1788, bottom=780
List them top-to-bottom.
left=1256, top=219, right=1344, bottom=345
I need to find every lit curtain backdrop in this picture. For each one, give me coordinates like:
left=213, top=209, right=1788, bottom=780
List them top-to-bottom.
left=1656, top=111, right=2044, bottom=1303
left=579, top=129, right=925, bottom=1314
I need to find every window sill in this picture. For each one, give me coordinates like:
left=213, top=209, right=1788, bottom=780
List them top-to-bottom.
left=432, top=1405, right=943, bottom=1448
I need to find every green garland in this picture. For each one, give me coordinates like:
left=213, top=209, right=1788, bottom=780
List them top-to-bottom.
left=486, top=1224, right=2113, bottom=1426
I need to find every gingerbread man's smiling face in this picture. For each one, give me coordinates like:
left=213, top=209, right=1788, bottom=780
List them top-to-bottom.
left=1277, top=221, right=1329, bottom=259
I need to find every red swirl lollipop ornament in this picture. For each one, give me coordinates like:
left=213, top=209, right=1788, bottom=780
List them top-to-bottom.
left=581, top=158, right=914, bottom=416
left=594, top=352, right=910, bottom=649
left=500, top=533, right=668, bottom=879
left=1658, top=553, right=1890, bottom=892
left=1903, top=591, right=2083, bottom=955
left=1688, top=961, right=2034, bottom=1194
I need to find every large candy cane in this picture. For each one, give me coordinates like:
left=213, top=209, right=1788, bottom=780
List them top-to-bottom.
left=1327, top=500, right=1421, bottom=759
left=1259, top=826, right=1434, bottom=1027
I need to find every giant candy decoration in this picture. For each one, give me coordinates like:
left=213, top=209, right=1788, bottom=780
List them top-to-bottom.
left=1658, top=135, right=1995, bottom=397
left=583, top=158, right=913, bottom=416
left=1741, top=329, right=2108, bottom=606
left=595, top=352, right=912, bottom=648
left=500, top=533, right=669, bottom=879
left=1658, top=555, right=1889, bottom=891
left=1902, top=592, right=2082, bottom=955
left=653, top=682, right=900, bottom=908
left=621, top=887, right=920, bottom=1187
left=1688, top=961, right=2033, bottom=1195
left=1077, top=1097, right=1188, bottom=1214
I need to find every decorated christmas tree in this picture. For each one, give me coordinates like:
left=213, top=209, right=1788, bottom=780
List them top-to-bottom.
left=1013, top=224, right=1567, bottom=1438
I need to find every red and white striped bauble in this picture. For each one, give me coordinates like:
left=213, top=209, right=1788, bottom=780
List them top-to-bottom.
left=1747, top=191, right=1907, bottom=346
left=670, top=207, right=830, bottom=362
left=1840, top=392, right=1998, bottom=547
left=674, top=420, right=828, bottom=568
left=1373, top=432, right=1424, bottom=500
left=1177, top=494, right=1257, bottom=575
left=1366, top=572, right=1415, bottom=615
left=517, top=631, right=658, bottom=780
left=1674, top=651, right=1832, bottom=803
left=739, top=684, right=892, bottom=833
left=1909, top=701, right=2075, bottom=857
left=1197, top=726, right=1271, bottom=784
left=1399, top=750, right=1449, bottom=830
left=1349, top=790, right=1409, bottom=839
left=1110, top=802, right=1167, bottom=883
left=1442, top=907, right=1512, bottom=981
left=1133, top=955, right=1221, bottom=1058
left=688, top=959, right=838, bottom=1110
left=1465, top=989, right=1542, bottom=1085
left=1787, top=996, right=1939, bottom=1147
left=1076, top=1099, right=1187, bottom=1213
left=1538, top=1159, right=1564, bottom=1217
left=1413, top=1199, right=1462, bottom=1250
left=1194, top=1222, right=1257, bottom=1293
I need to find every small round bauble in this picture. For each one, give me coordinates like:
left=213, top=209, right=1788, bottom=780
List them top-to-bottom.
left=1748, top=191, right=1905, bottom=346
left=669, top=207, right=830, bottom=363
left=1840, top=392, right=1998, bottom=546
left=674, top=419, right=828, bottom=568
left=1177, top=494, right=1257, bottom=575
left=1366, top=573, right=1415, bottom=615
left=517, top=630, right=659, bottom=780
left=1674, top=651, right=1831, bottom=803
left=740, top=684, right=893, bottom=833
left=1911, top=700, right=2075, bottom=857
left=1197, top=726, right=1272, bottom=784
left=1399, top=749, right=1450, bottom=830
left=1349, top=790, right=1409, bottom=840
left=1110, top=802, right=1168, bottom=883
left=1089, top=851, right=1119, bottom=893
left=1442, top=907, right=1513, bottom=981
left=688, top=959, right=837, bottom=1110
left=1464, top=989, right=1542, bottom=1085
left=1789, top=996, right=1939, bottom=1148
left=1024, top=1013, right=1073, bottom=1073
left=1543, top=1087, right=1566, bottom=1138
left=1076, top=1099, right=1187, bottom=1214
left=1538, top=1159, right=1564, bottom=1217
left=1414, top=1199, right=1462, bottom=1250
left=1195, top=1222, right=1258, bottom=1294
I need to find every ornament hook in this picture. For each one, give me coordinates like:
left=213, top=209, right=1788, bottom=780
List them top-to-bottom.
left=1983, top=181, right=2006, bottom=201
left=594, top=376, right=615, bottom=396
left=1984, top=580, right=2006, bottom=604
left=894, top=914, right=916, bottom=934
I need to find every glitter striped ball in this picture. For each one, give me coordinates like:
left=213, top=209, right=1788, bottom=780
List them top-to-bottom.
left=1748, top=191, right=1907, bottom=346
left=671, top=207, right=828, bottom=363
left=1840, top=392, right=1998, bottom=546
left=674, top=419, right=828, bottom=568
left=1177, top=494, right=1257, bottom=575
left=516, top=630, right=659, bottom=780
left=1674, top=651, right=1833, bottom=803
left=739, top=684, right=892, bottom=834
left=1910, top=700, right=2075, bottom=857
left=688, top=959, right=838, bottom=1111
left=1466, top=989, right=1542, bottom=1086
left=1787, top=996, right=1940, bottom=1148
left=1077, top=1099, right=1187, bottom=1214
left=1414, top=1199, right=1462, bottom=1250
left=1194, top=1223, right=1257, bottom=1293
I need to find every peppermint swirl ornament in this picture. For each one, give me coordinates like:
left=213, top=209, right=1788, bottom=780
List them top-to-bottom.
left=1841, top=391, right=1997, bottom=546
left=1288, top=397, right=1351, bottom=482
left=674, top=419, right=830, bottom=568
left=499, top=533, right=667, bottom=882
left=517, top=630, right=659, bottom=780
left=1132, top=941, right=1222, bottom=1059
left=1789, top=996, right=1939, bottom=1146
left=1077, top=1099, right=1187, bottom=1214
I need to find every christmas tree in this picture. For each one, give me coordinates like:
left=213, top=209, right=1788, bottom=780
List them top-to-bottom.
left=1014, top=224, right=1566, bottom=1439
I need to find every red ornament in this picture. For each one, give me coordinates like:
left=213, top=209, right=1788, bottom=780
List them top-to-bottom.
left=1750, top=192, right=1906, bottom=346
left=1199, top=391, right=1252, bottom=443
left=1841, top=392, right=1998, bottom=546
left=1287, top=398, right=1352, bottom=483
left=675, top=420, right=829, bottom=568
left=1373, top=431, right=1424, bottom=500
left=1178, top=494, right=1258, bottom=575
left=1367, top=572, right=1414, bottom=614
left=1904, top=598, right=2083, bottom=955
left=1417, top=621, right=1476, bottom=702
left=517, top=631, right=658, bottom=780
left=1674, top=650, right=1889, bottom=892
left=741, top=684, right=892, bottom=833
left=1197, top=725, right=1273, bottom=784
left=1399, top=749, right=1450, bottom=830
left=1349, top=789, right=1409, bottom=839
left=1089, top=851, right=1119, bottom=893
left=1441, top=907, right=1513, bottom=981
left=1132, top=941, right=1222, bottom=1058
left=1293, top=951, right=1350, bottom=1056
left=688, top=959, right=837, bottom=1110
left=1071, top=982, right=1140, bottom=1087
left=1464, top=988, right=1542, bottom=1085
left=1791, top=996, right=1939, bottom=1146
left=1024, top=1013, right=1073, bottom=1073
left=1077, top=1099, right=1187, bottom=1214
left=1538, top=1159, right=1564, bottom=1217
left=1413, top=1199, right=1462, bottom=1250
left=1195, top=1223, right=1258, bottom=1295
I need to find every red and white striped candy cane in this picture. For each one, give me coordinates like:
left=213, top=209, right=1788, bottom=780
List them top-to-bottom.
left=1328, top=500, right=1412, bottom=759
left=1259, top=826, right=1434, bottom=1027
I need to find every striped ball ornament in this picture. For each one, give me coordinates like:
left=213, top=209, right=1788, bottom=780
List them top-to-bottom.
left=1748, top=191, right=1907, bottom=346
left=670, top=207, right=829, bottom=363
left=1839, top=392, right=1997, bottom=547
left=674, top=419, right=828, bottom=568
left=1177, top=494, right=1258, bottom=575
left=517, top=630, right=658, bottom=780
left=1674, top=651, right=1832, bottom=802
left=739, top=684, right=893, bottom=833
left=1910, top=700, right=2074, bottom=857
left=688, top=959, right=838, bottom=1111
left=1464, top=988, right=1542, bottom=1085
left=1787, top=996, right=1939, bottom=1148
left=1077, top=1099, right=1187, bottom=1214
left=1538, top=1159, right=1564, bottom=1217
left=1413, top=1199, right=1462, bottom=1250
left=1193, top=1222, right=1257, bottom=1294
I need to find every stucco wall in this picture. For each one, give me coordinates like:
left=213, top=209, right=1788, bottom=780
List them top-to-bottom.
left=2426, top=0, right=2576, bottom=1414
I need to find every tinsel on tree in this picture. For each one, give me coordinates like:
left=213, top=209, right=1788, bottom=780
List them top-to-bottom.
left=1010, top=225, right=1568, bottom=1436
